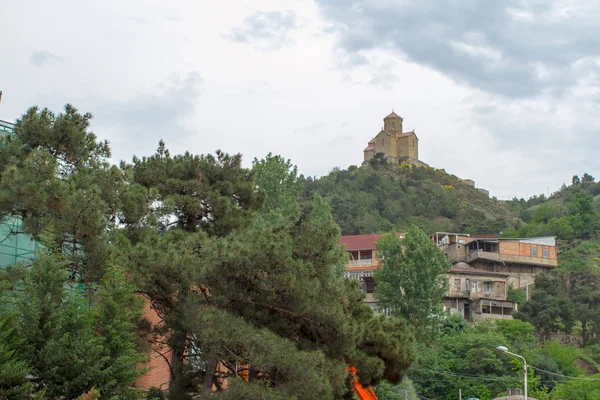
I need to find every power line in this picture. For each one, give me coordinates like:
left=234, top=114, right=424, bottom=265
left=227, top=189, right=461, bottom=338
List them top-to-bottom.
left=531, top=366, right=600, bottom=381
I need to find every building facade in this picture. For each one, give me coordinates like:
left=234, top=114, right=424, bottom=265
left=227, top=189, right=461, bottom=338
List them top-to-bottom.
left=363, top=111, right=426, bottom=166
left=341, top=232, right=558, bottom=321
left=340, top=233, right=404, bottom=309
left=445, top=263, right=516, bottom=321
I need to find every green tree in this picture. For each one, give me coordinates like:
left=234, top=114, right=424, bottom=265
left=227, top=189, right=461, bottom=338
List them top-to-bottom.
left=0, top=104, right=133, bottom=282
left=127, top=145, right=413, bottom=399
left=369, top=152, right=387, bottom=168
left=251, top=153, right=302, bottom=226
left=582, top=173, right=595, bottom=184
left=374, top=226, right=450, bottom=331
left=3, top=246, right=142, bottom=399
left=514, top=274, right=575, bottom=341
left=0, top=282, right=31, bottom=400
left=551, top=374, right=600, bottom=399
left=375, top=378, right=418, bottom=400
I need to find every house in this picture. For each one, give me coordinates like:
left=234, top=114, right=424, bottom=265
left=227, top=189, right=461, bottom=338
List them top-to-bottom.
left=363, top=111, right=427, bottom=167
left=340, top=232, right=554, bottom=321
left=431, top=232, right=558, bottom=289
left=340, top=233, right=404, bottom=309
left=445, top=263, right=516, bottom=321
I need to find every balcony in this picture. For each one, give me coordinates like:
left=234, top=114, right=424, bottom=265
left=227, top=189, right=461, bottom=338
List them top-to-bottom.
left=467, top=250, right=558, bottom=267
left=467, top=250, right=500, bottom=263
left=347, top=259, right=374, bottom=267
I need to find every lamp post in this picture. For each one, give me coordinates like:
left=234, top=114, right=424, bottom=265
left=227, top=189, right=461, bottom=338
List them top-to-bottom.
left=497, top=346, right=527, bottom=400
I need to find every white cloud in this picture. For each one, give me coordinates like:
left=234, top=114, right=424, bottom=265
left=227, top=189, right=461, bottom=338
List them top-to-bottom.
left=0, top=0, right=598, bottom=200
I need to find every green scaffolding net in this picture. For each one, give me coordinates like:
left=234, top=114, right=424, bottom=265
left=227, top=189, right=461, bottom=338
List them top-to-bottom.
left=0, top=216, right=40, bottom=268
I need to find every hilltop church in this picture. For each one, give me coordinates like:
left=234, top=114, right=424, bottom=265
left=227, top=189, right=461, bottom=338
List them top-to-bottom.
left=363, top=111, right=427, bottom=167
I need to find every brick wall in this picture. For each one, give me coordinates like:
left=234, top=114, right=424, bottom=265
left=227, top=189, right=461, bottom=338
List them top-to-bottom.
left=500, top=241, right=520, bottom=256
left=135, top=299, right=171, bottom=391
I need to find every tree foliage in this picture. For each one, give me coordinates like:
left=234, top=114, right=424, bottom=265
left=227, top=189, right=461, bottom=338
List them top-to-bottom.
left=126, top=148, right=415, bottom=398
left=303, top=163, right=514, bottom=235
left=374, top=226, right=450, bottom=332
left=0, top=247, right=143, bottom=399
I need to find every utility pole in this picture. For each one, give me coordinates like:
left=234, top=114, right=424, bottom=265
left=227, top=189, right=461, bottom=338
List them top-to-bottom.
left=459, top=388, right=462, bottom=400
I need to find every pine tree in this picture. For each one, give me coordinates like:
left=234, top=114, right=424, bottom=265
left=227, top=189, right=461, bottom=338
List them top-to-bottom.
left=126, top=149, right=415, bottom=399
left=6, top=247, right=143, bottom=399
left=0, top=282, right=31, bottom=400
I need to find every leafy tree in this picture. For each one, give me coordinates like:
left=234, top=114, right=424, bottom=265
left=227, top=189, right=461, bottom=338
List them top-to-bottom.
left=252, top=152, right=303, bottom=224
left=369, top=152, right=387, bottom=168
left=582, top=173, right=595, bottom=184
left=572, top=175, right=581, bottom=185
left=374, top=226, right=450, bottom=331
left=514, top=274, right=575, bottom=341
left=507, top=284, right=527, bottom=307
left=551, top=375, right=600, bottom=400
left=375, top=378, right=418, bottom=400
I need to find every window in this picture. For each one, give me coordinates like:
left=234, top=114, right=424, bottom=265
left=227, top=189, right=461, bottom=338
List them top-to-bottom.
left=391, top=122, right=395, bottom=130
left=382, top=138, right=385, bottom=146
left=530, top=246, right=538, bottom=257
left=542, top=247, right=549, bottom=258
left=487, top=264, right=494, bottom=272
left=454, top=279, right=461, bottom=292
left=471, top=280, right=479, bottom=292
left=484, top=282, right=493, bottom=295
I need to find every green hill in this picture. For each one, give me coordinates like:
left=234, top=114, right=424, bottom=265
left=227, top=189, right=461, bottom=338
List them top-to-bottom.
left=302, top=163, right=519, bottom=235
left=504, top=174, right=600, bottom=271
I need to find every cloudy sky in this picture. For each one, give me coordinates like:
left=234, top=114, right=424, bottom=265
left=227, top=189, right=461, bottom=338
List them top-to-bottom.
left=2, top=0, right=599, bottom=198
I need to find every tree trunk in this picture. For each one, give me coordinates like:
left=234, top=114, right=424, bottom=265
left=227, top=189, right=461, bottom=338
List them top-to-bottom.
left=169, top=327, right=188, bottom=400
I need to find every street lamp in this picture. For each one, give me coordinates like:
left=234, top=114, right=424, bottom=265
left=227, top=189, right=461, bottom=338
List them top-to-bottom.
left=496, top=346, right=527, bottom=400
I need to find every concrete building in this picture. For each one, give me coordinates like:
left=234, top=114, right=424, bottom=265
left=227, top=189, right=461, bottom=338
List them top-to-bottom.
left=363, top=111, right=427, bottom=166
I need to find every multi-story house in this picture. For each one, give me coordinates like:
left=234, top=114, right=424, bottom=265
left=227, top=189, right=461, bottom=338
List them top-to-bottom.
left=341, top=232, right=557, bottom=321
left=431, top=232, right=558, bottom=288
left=432, top=232, right=558, bottom=320
left=340, top=233, right=404, bottom=309
left=445, top=263, right=516, bottom=321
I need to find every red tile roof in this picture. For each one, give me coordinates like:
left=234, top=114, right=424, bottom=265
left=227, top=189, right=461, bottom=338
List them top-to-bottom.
left=384, top=111, right=402, bottom=120
left=364, top=145, right=375, bottom=151
left=340, top=233, right=404, bottom=251
left=340, top=234, right=383, bottom=251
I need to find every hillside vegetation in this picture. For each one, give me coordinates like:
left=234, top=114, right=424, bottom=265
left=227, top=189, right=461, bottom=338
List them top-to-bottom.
left=302, top=162, right=518, bottom=235
left=504, top=174, right=600, bottom=272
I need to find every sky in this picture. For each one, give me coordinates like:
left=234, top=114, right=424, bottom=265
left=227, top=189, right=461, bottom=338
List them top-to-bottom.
left=1, top=0, right=600, bottom=199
